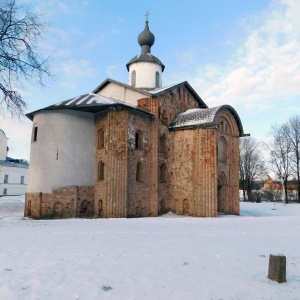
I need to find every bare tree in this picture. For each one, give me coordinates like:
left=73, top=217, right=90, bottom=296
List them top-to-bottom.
left=0, top=0, right=51, bottom=117
left=282, top=116, right=300, bottom=203
left=269, top=125, right=292, bottom=204
left=239, top=137, right=266, bottom=202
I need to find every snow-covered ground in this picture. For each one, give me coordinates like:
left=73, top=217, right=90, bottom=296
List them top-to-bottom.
left=0, top=196, right=299, bottom=300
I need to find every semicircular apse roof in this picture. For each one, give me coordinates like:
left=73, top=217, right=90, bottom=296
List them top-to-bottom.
left=170, top=105, right=244, bottom=136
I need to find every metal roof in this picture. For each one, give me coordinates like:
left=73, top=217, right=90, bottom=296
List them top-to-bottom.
left=126, top=53, right=165, bottom=71
left=92, top=78, right=153, bottom=96
left=93, top=79, right=207, bottom=109
left=147, top=81, right=208, bottom=109
left=26, top=93, right=153, bottom=121
left=170, top=105, right=244, bottom=136
left=0, top=157, right=29, bottom=169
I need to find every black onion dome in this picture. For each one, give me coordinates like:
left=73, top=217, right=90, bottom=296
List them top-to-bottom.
left=126, top=20, right=165, bottom=71
left=138, top=21, right=155, bottom=47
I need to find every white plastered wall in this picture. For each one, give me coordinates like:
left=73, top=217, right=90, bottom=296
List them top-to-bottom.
left=129, top=62, right=162, bottom=88
left=97, top=82, right=149, bottom=106
left=27, top=110, right=95, bottom=193
left=0, top=129, right=8, bottom=160
left=0, top=165, right=28, bottom=196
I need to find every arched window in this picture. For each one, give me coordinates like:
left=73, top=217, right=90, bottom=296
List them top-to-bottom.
left=131, top=70, right=136, bottom=86
left=155, top=71, right=160, bottom=87
left=162, top=110, right=168, bottom=124
left=218, top=117, right=231, bottom=134
left=220, top=120, right=224, bottom=131
left=98, top=129, right=104, bottom=148
left=135, top=131, right=143, bottom=150
left=159, top=135, right=167, bottom=153
left=218, top=137, right=227, bottom=162
left=98, top=161, right=104, bottom=180
left=136, top=162, right=143, bottom=182
left=160, top=164, right=167, bottom=182
left=98, top=199, right=103, bottom=217
left=158, top=199, right=165, bottom=215
left=183, top=199, right=189, bottom=215
left=80, top=200, right=94, bottom=218
left=136, top=200, right=141, bottom=217
left=53, top=201, right=63, bottom=218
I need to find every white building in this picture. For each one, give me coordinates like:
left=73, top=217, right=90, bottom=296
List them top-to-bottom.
left=0, top=129, right=29, bottom=196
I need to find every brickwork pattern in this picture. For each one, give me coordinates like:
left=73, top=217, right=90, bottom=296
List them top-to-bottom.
left=25, top=86, right=241, bottom=219
left=25, top=186, right=94, bottom=219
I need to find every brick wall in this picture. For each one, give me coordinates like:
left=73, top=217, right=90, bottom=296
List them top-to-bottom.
left=94, top=108, right=128, bottom=218
left=127, top=110, right=155, bottom=217
left=25, top=185, right=94, bottom=219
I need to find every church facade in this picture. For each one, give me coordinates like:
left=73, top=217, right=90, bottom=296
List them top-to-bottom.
left=25, top=20, right=244, bottom=219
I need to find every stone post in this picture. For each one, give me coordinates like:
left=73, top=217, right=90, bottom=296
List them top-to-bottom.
left=268, top=254, right=286, bottom=283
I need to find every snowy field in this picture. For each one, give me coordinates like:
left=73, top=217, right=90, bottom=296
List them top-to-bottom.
left=0, top=196, right=300, bottom=300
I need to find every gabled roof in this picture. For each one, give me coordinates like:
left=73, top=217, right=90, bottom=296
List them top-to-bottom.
left=93, top=79, right=207, bottom=109
left=147, top=81, right=207, bottom=109
left=26, top=93, right=153, bottom=121
left=170, top=105, right=244, bottom=136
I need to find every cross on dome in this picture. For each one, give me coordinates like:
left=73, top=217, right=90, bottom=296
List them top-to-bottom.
left=144, top=10, right=150, bottom=21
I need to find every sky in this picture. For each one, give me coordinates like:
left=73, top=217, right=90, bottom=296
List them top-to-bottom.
left=1, top=0, right=300, bottom=160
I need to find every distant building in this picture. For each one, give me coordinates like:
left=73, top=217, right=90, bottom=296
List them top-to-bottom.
left=25, top=20, right=244, bottom=219
left=0, top=129, right=29, bottom=196
left=262, top=176, right=298, bottom=202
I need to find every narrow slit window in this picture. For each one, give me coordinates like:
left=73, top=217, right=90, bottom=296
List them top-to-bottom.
left=131, top=70, right=136, bottom=86
left=155, top=71, right=160, bottom=87
left=33, top=126, right=38, bottom=142
left=98, top=129, right=104, bottom=148
left=135, top=131, right=143, bottom=150
left=159, top=135, right=167, bottom=153
left=98, top=161, right=105, bottom=180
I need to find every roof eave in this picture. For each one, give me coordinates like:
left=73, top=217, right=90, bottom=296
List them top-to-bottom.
left=92, top=78, right=153, bottom=97
left=150, top=81, right=208, bottom=109
left=169, top=122, right=217, bottom=131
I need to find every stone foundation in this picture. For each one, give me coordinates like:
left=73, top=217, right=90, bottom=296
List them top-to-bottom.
left=25, top=186, right=94, bottom=219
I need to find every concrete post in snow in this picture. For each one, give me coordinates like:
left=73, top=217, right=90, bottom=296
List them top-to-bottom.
left=268, top=254, right=286, bottom=283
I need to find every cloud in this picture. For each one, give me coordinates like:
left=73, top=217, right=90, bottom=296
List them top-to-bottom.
left=21, top=0, right=89, bottom=17
left=186, top=0, right=300, bottom=109
left=84, top=27, right=121, bottom=52
left=175, top=46, right=207, bottom=67
left=56, top=59, right=98, bottom=88
left=105, top=65, right=120, bottom=79
left=0, top=116, right=32, bottom=160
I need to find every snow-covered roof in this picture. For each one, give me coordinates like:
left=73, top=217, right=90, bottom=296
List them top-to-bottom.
left=146, top=83, right=180, bottom=94
left=26, top=93, right=153, bottom=121
left=170, top=105, right=244, bottom=135
left=170, top=107, right=220, bottom=129
left=0, top=157, right=29, bottom=169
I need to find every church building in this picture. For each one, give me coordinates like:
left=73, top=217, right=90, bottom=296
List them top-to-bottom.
left=25, top=20, right=244, bottom=219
